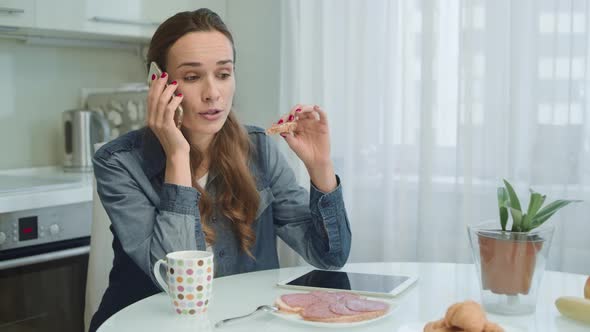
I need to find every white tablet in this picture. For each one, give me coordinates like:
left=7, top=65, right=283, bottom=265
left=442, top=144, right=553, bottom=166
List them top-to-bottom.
left=276, top=269, right=418, bottom=298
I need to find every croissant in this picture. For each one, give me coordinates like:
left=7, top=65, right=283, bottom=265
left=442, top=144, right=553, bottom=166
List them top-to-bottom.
left=423, top=301, right=504, bottom=332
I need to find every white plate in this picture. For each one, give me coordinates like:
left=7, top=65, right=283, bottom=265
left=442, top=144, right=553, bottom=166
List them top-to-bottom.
left=271, top=299, right=397, bottom=328
left=397, top=322, right=526, bottom=332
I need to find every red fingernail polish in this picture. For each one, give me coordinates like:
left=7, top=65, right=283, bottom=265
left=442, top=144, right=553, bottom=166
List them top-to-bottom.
left=161, top=72, right=167, bottom=78
left=151, top=74, right=156, bottom=80
left=171, top=81, right=177, bottom=85
left=177, top=93, right=183, bottom=97
left=296, top=108, right=302, bottom=113
left=288, top=115, right=294, bottom=121
left=278, top=119, right=284, bottom=124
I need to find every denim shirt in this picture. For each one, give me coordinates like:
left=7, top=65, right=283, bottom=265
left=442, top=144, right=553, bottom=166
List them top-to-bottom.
left=89, top=125, right=351, bottom=331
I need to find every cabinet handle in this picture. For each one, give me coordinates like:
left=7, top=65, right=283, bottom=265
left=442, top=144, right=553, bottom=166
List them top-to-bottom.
left=0, top=7, right=25, bottom=15
left=89, top=16, right=159, bottom=27
left=0, top=26, right=19, bottom=32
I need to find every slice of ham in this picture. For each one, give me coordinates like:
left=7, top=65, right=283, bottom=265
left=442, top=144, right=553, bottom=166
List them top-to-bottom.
left=309, top=290, right=335, bottom=301
left=276, top=291, right=390, bottom=323
left=310, top=291, right=355, bottom=303
left=280, top=293, right=321, bottom=308
left=338, top=293, right=361, bottom=301
left=344, top=298, right=390, bottom=312
left=300, top=301, right=341, bottom=320
left=329, top=302, right=360, bottom=316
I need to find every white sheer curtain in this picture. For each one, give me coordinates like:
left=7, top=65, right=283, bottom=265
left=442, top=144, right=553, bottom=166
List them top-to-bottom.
left=278, top=0, right=590, bottom=274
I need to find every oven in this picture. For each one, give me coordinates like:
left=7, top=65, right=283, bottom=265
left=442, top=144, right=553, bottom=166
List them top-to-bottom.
left=0, top=172, right=92, bottom=332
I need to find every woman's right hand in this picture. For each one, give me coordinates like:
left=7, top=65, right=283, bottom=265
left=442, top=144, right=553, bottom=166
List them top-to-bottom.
left=147, top=72, right=189, bottom=158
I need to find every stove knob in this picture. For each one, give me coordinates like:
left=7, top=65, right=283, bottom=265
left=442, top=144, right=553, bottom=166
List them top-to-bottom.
left=49, top=224, right=60, bottom=235
left=0, top=232, right=6, bottom=245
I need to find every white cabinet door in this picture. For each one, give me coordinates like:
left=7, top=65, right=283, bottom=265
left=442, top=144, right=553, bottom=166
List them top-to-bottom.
left=0, top=0, right=35, bottom=29
left=11, top=0, right=227, bottom=42
left=35, top=0, right=84, bottom=32
left=36, top=0, right=151, bottom=41
left=84, top=0, right=155, bottom=40
left=84, top=0, right=227, bottom=40
left=85, top=0, right=226, bottom=41
left=141, top=0, right=227, bottom=23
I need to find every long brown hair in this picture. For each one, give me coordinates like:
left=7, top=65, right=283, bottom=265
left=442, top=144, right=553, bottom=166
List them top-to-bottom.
left=147, top=9, right=260, bottom=257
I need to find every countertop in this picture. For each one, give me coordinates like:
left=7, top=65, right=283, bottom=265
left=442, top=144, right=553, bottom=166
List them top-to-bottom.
left=0, top=166, right=93, bottom=213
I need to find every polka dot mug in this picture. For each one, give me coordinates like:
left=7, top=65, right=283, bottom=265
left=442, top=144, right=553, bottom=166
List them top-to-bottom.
left=153, top=250, right=214, bottom=316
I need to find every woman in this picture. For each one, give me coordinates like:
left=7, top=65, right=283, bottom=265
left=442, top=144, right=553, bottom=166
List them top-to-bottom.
left=90, top=8, right=351, bottom=331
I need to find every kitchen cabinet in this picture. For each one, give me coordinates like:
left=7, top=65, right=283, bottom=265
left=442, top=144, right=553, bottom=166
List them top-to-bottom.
left=0, top=0, right=35, bottom=29
left=1, top=0, right=226, bottom=42
left=83, top=0, right=227, bottom=41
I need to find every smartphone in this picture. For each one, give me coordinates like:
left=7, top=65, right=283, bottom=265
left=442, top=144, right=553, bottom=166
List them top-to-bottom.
left=148, top=61, right=184, bottom=128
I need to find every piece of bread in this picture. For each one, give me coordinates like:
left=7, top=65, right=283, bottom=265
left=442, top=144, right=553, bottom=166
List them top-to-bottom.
left=266, top=121, right=297, bottom=135
left=444, top=300, right=486, bottom=331
left=424, top=301, right=504, bottom=332
left=423, top=319, right=457, bottom=332
left=483, top=322, right=504, bottom=332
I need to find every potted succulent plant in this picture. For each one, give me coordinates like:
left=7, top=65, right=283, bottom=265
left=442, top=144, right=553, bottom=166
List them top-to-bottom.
left=468, top=179, right=581, bottom=314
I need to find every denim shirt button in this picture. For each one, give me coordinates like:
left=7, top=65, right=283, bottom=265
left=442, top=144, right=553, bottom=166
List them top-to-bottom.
left=212, top=216, right=217, bottom=223
left=218, top=249, right=225, bottom=258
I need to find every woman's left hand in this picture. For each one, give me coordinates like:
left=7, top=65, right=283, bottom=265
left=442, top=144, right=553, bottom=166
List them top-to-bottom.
left=277, top=104, right=337, bottom=192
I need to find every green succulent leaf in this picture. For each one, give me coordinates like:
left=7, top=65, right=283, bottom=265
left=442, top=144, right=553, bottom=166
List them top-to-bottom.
left=497, top=179, right=581, bottom=233
left=503, top=179, right=522, bottom=212
left=497, top=188, right=509, bottom=231
left=522, top=191, right=545, bottom=231
left=527, top=191, right=546, bottom=216
left=531, top=199, right=582, bottom=228
left=510, top=207, right=523, bottom=232
left=521, top=214, right=531, bottom=232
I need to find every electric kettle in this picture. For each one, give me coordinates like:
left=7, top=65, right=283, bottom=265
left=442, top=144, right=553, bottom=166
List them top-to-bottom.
left=62, top=109, right=110, bottom=172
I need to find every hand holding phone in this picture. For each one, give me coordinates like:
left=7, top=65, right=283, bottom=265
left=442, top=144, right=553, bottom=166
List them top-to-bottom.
left=146, top=62, right=191, bottom=186
left=148, top=62, right=184, bottom=128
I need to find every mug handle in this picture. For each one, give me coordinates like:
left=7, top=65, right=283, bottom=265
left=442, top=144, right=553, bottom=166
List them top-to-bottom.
left=153, top=259, right=169, bottom=294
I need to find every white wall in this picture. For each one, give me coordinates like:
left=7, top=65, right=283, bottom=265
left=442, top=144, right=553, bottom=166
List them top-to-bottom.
left=225, top=0, right=282, bottom=128
left=0, top=39, right=145, bottom=170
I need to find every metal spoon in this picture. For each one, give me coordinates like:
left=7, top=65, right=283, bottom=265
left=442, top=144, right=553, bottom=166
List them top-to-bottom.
left=214, top=305, right=278, bottom=328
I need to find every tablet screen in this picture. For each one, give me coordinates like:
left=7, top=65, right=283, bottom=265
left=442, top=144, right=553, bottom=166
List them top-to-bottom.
left=285, top=270, right=410, bottom=293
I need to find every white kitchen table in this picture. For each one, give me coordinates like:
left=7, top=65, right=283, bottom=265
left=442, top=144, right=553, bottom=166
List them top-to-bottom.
left=97, top=262, right=589, bottom=332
